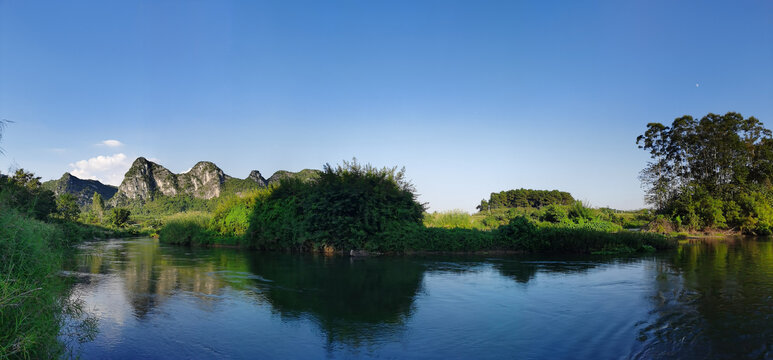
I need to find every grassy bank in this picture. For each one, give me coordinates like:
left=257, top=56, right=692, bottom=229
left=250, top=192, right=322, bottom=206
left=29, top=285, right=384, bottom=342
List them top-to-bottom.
left=0, top=170, right=134, bottom=358
left=0, top=207, right=103, bottom=359
left=0, top=207, right=66, bottom=358
left=159, top=212, right=674, bottom=254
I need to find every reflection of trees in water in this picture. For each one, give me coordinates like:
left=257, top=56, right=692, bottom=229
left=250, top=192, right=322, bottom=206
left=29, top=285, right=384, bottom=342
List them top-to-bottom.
left=635, top=238, right=773, bottom=359
left=72, top=240, right=252, bottom=318
left=72, top=241, right=427, bottom=349
left=244, top=254, right=425, bottom=347
left=490, top=254, right=645, bottom=283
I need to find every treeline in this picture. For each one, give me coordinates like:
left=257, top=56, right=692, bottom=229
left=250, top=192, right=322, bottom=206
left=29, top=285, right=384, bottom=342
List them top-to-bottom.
left=638, top=112, right=773, bottom=234
left=160, top=160, right=673, bottom=254
left=477, top=189, right=574, bottom=211
left=426, top=205, right=652, bottom=231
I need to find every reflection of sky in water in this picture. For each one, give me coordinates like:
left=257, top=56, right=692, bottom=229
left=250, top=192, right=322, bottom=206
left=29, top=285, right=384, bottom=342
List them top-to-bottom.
left=62, top=238, right=772, bottom=359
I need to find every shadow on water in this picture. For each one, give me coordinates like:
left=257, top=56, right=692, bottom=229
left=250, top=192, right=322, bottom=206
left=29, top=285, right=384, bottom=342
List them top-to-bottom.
left=633, top=237, right=773, bottom=360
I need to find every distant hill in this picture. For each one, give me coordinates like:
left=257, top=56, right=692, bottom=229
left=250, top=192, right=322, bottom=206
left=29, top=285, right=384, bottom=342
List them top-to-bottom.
left=109, top=157, right=320, bottom=206
left=42, top=173, right=118, bottom=207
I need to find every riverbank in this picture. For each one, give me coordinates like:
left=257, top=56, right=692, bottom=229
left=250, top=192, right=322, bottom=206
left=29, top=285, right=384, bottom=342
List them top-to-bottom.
left=0, top=206, right=143, bottom=359
left=159, top=216, right=676, bottom=255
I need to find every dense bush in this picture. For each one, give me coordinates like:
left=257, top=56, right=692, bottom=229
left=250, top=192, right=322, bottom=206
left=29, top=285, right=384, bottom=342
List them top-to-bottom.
left=247, top=160, right=425, bottom=251
left=210, top=191, right=264, bottom=237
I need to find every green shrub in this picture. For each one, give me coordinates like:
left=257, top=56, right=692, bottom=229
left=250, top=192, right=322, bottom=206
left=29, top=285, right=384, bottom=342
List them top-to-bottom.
left=247, top=160, right=425, bottom=252
left=568, top=201, right=594, bottom=222
left=541, top=204, right=568, bottom=223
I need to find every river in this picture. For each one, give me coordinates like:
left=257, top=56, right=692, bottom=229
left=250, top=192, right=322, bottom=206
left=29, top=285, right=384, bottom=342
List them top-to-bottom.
left=60, top=237, right=772, bottom=359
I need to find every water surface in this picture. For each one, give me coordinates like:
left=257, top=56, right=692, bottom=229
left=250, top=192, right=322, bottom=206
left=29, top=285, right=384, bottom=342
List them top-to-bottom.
left=62, top=238, right=772, bottom=359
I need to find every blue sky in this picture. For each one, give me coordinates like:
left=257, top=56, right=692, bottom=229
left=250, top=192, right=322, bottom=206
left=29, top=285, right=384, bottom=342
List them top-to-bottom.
left=1, top=0, right=771, bottom=211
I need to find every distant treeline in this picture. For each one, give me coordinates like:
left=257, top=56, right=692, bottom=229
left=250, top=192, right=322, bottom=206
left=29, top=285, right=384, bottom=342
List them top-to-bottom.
left=478, top=189, right=574, bottom=211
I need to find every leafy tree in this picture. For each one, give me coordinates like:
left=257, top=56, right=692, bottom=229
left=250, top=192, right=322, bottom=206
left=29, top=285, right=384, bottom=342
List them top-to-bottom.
left=637, top=112, right=773, bottom=232
left=0, top=169, right=56, bottom=220
left=91, top=192, right=105, bottom=222
left=56, top=193, right=80, bottom=221
left=109, top=208, right=131, bottom=228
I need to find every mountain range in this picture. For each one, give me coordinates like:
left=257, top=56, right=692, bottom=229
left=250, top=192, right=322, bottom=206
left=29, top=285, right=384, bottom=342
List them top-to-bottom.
left=43, top=157, right=319, bottom=207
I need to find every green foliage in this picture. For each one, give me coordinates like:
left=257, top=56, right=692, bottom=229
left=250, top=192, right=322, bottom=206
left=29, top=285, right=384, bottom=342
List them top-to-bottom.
left=637, top=112, right=773, bottom=233
left=158, top=160, right=675, bottom=254
left=248, top=160, right=425, bottom=251
left=0, top=169, right=57, bottom=220
left=0, top=176, right=105, bottom=358
left=222, top=177, right=262, bottom=195
left=478, top=188, right=574, bottom=211
left=209, top=189, right=271, bottom=238
left=91, top=192, right=105, bottom=223
left=56, top=193, right=80, bottom=221
left=119, top=193, right=212, bottom=221
left=568, top=201, right=594, bottom=222
left=541, top=204, right=568, bottom=223
left=0, top=207, right=67, bottom=358
left=108, top=208, right=131, bottom=228
left=423, top=210, right=486, bottom=230
left=158, top=212, right=225, bottom=246
left=499, top=216, right=672, bottom=253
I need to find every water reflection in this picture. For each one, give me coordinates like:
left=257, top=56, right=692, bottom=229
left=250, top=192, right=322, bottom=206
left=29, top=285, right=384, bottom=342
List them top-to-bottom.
left=62, top=238, right=773, bottom=359
left=636, top=238, right=773, bottom=359
left=68, top=240, right=252, bottom=318
left=244, top=254, right=424, bottom=346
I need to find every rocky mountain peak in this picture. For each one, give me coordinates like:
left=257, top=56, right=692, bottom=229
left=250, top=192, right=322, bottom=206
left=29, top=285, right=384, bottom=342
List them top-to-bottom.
left=109, top=157, right=319, bottom=205
left=247, top=170, right=267, bottom=186
left=42, top=172, right=118, bottom=207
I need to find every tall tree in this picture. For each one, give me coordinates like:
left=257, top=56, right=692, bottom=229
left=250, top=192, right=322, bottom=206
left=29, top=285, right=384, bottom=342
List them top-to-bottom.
left=637, top=113, right=773, bottom=233
left=92, top=192, right=105, bottom=222
left=56, top=193, right=80, bottom=221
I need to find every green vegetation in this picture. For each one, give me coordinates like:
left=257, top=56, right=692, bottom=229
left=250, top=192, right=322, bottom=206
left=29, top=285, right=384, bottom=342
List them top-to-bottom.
left=637, top=112, right=773, bottom=234
left=160, top=161, right=673, bottom=254
left=0, top=170, right=114, bottom=358
left=478, top=189, right=574, bottom=211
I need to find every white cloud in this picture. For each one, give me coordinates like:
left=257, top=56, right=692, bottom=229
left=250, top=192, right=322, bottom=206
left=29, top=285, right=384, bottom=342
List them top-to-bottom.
left=97, top=140, right=124, bottom=147
left=70, top=153, right=131, bottom=185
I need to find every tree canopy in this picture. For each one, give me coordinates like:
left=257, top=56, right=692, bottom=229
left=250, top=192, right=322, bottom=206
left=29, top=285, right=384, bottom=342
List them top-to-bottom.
left=637, top=112, right=773, bottom=233
left=477, top=189, right=574, bottom=211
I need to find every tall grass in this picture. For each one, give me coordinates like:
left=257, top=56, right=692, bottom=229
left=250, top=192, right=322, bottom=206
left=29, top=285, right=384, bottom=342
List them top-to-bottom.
left=0, top=207, right=68, bottom=358
left=423, top=210, right=487, bottom=230
left=158, top=212, right=226, bottom=246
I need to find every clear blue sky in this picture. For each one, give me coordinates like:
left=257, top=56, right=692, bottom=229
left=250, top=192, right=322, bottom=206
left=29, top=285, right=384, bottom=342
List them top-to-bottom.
left=1, top=0, right=771, bottom=211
